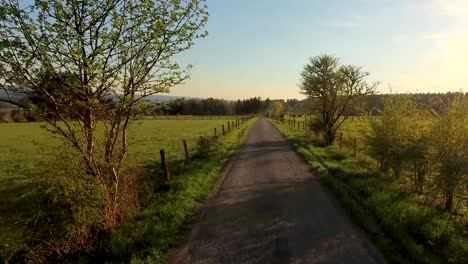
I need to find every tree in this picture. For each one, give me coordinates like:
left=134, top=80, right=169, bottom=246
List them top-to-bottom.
left=0, top=0, right=208, bottom=225
left=299, top=54, right=377, bottom=145
left=430, top=94, right=468, bottom=211
left=366, top=95, right=428, bottom=180
left=263, top=98, right=271, bottom=113
left=268, top=100, right=285, bottom=118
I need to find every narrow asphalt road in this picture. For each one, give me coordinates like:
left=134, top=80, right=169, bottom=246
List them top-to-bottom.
left=173, top=118, right=385, bottom=264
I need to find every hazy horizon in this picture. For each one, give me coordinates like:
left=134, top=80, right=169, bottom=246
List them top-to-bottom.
left=169, top=0, right=468, bottom=100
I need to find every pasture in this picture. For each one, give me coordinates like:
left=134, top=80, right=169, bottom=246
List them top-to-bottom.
left=283, top=115, right=371, bottom=142
left=0, top=118, right=244, bottom=260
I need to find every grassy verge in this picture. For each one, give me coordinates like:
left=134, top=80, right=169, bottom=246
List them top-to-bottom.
left=83, top=118, right=257, bottom=263
left=269, top=119, right=467, bottom=264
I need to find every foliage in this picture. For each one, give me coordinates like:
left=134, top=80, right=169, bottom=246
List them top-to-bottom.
left=0, top=0, right=208, bottom=229
left=299, top=54, right=377, bottom=145
left=366, top=94, right=467, bottom=211
left=429, top=94, right=468, bottom=211
left=366, top=95, right=426, bottom=177
left=161, top=97, right=268, bottom=116
left=234, top=97, right=263, bottom=114
left=267, top=100, right=286, bottom=118
left=270, top=118, right=468, bottom=264
left=194, top=135, right=215, bottom=158
left=27, top=149, right=106, bottom=262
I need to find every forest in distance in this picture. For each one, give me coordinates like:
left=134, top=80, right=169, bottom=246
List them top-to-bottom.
left=0, top=92, right=465, bottom=123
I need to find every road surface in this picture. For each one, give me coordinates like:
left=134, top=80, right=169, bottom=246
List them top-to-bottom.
left=172, top=118, right=385, bottom=264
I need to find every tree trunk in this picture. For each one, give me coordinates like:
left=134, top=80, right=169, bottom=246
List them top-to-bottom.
left=84, top=108, right=96, bottom=175
left=324, top=127, right=336, bottom=145
left=414, top=162, right=425, bottom=194
left=415, top=172, right=424, bottom=194
left=444, top=192, right=453, bottom=211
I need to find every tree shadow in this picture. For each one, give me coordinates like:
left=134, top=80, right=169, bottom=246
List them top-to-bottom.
left=174, top=129, right=384, bottom=263
left=176, top=176, right=384, bottom=264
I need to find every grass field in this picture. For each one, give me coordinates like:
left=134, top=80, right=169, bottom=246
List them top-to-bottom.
left=0, top=118, right=250, bottom=261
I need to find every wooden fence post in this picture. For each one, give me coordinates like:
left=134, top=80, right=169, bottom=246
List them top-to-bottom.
left=227, top=121, right=230, bottom=132
left=222, top=124, right=225, bottom=136
left=214, top=127, right=217, bottom=140
left=183, top=140, right=189, bottom=161
left=160, top=149, right=169, bottom=181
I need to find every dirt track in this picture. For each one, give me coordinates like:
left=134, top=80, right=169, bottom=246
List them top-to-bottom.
left=172, top=118, right=385, bottom=264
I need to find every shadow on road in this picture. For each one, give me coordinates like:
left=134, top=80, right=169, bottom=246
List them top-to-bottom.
left=173, top=118, right=384, bottom=264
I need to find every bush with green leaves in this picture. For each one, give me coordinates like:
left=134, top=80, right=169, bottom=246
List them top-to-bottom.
left=429, top=94, right=468, bottom=211
left=366, top=95, right=426, bottom=178
left=194, top=136, right=217, bottom=158
left=27, top=150, right=106, bottom=262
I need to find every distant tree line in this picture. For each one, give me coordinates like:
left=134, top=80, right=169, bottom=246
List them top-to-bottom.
left=1, top=92, right=465, bottom=123
left=159, top=92, right=466, bottom=117
left=363, top=92, right=465, bottom=114
left=153, top=97, right=303, bottom=116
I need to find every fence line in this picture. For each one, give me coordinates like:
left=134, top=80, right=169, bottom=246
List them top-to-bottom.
left=151, top=115, right=251, bottom=120
left=159, top=116, right=252, bottom=181
left=272, top=116, right=368, bottom=156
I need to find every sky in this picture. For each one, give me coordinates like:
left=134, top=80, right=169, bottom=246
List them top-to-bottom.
left=169, top=0, right=468, bottom=100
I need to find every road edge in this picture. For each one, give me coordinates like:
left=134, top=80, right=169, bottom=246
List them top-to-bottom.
left=168, top=118, right=259, bottom=264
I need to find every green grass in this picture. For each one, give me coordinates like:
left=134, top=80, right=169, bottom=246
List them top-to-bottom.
left=0, top=118, right=252, bottom=262
left=85, top=118, right=258, bottom=263
left=269, top=118, right=468, bottom=264
left=127, top=119, right=241, bottom=165
left=0, top=123, right=56, bottom=261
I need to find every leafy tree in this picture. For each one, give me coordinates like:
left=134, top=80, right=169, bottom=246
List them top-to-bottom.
left=0, top=0, right=208, bottom=225
left=300, top=54, right=377, bottom=144
left=430, top=94, right=468, bottom=211
left=366, top=95, right=423, bottom=178
left=263, top=98, right=271, bottom=113
left=268, top=100, right=285, bottom=118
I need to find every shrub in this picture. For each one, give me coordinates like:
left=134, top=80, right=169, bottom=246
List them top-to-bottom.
left=429, top=94, right=468, bottom=211
left=366, top=95, right=424, bottom=178
left=194, top=136, right=216, bottom=158
left=26, top=149, right=106, bottom=262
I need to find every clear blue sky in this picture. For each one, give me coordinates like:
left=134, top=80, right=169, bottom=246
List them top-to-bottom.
left=170, top=0, right=468, bottom=99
